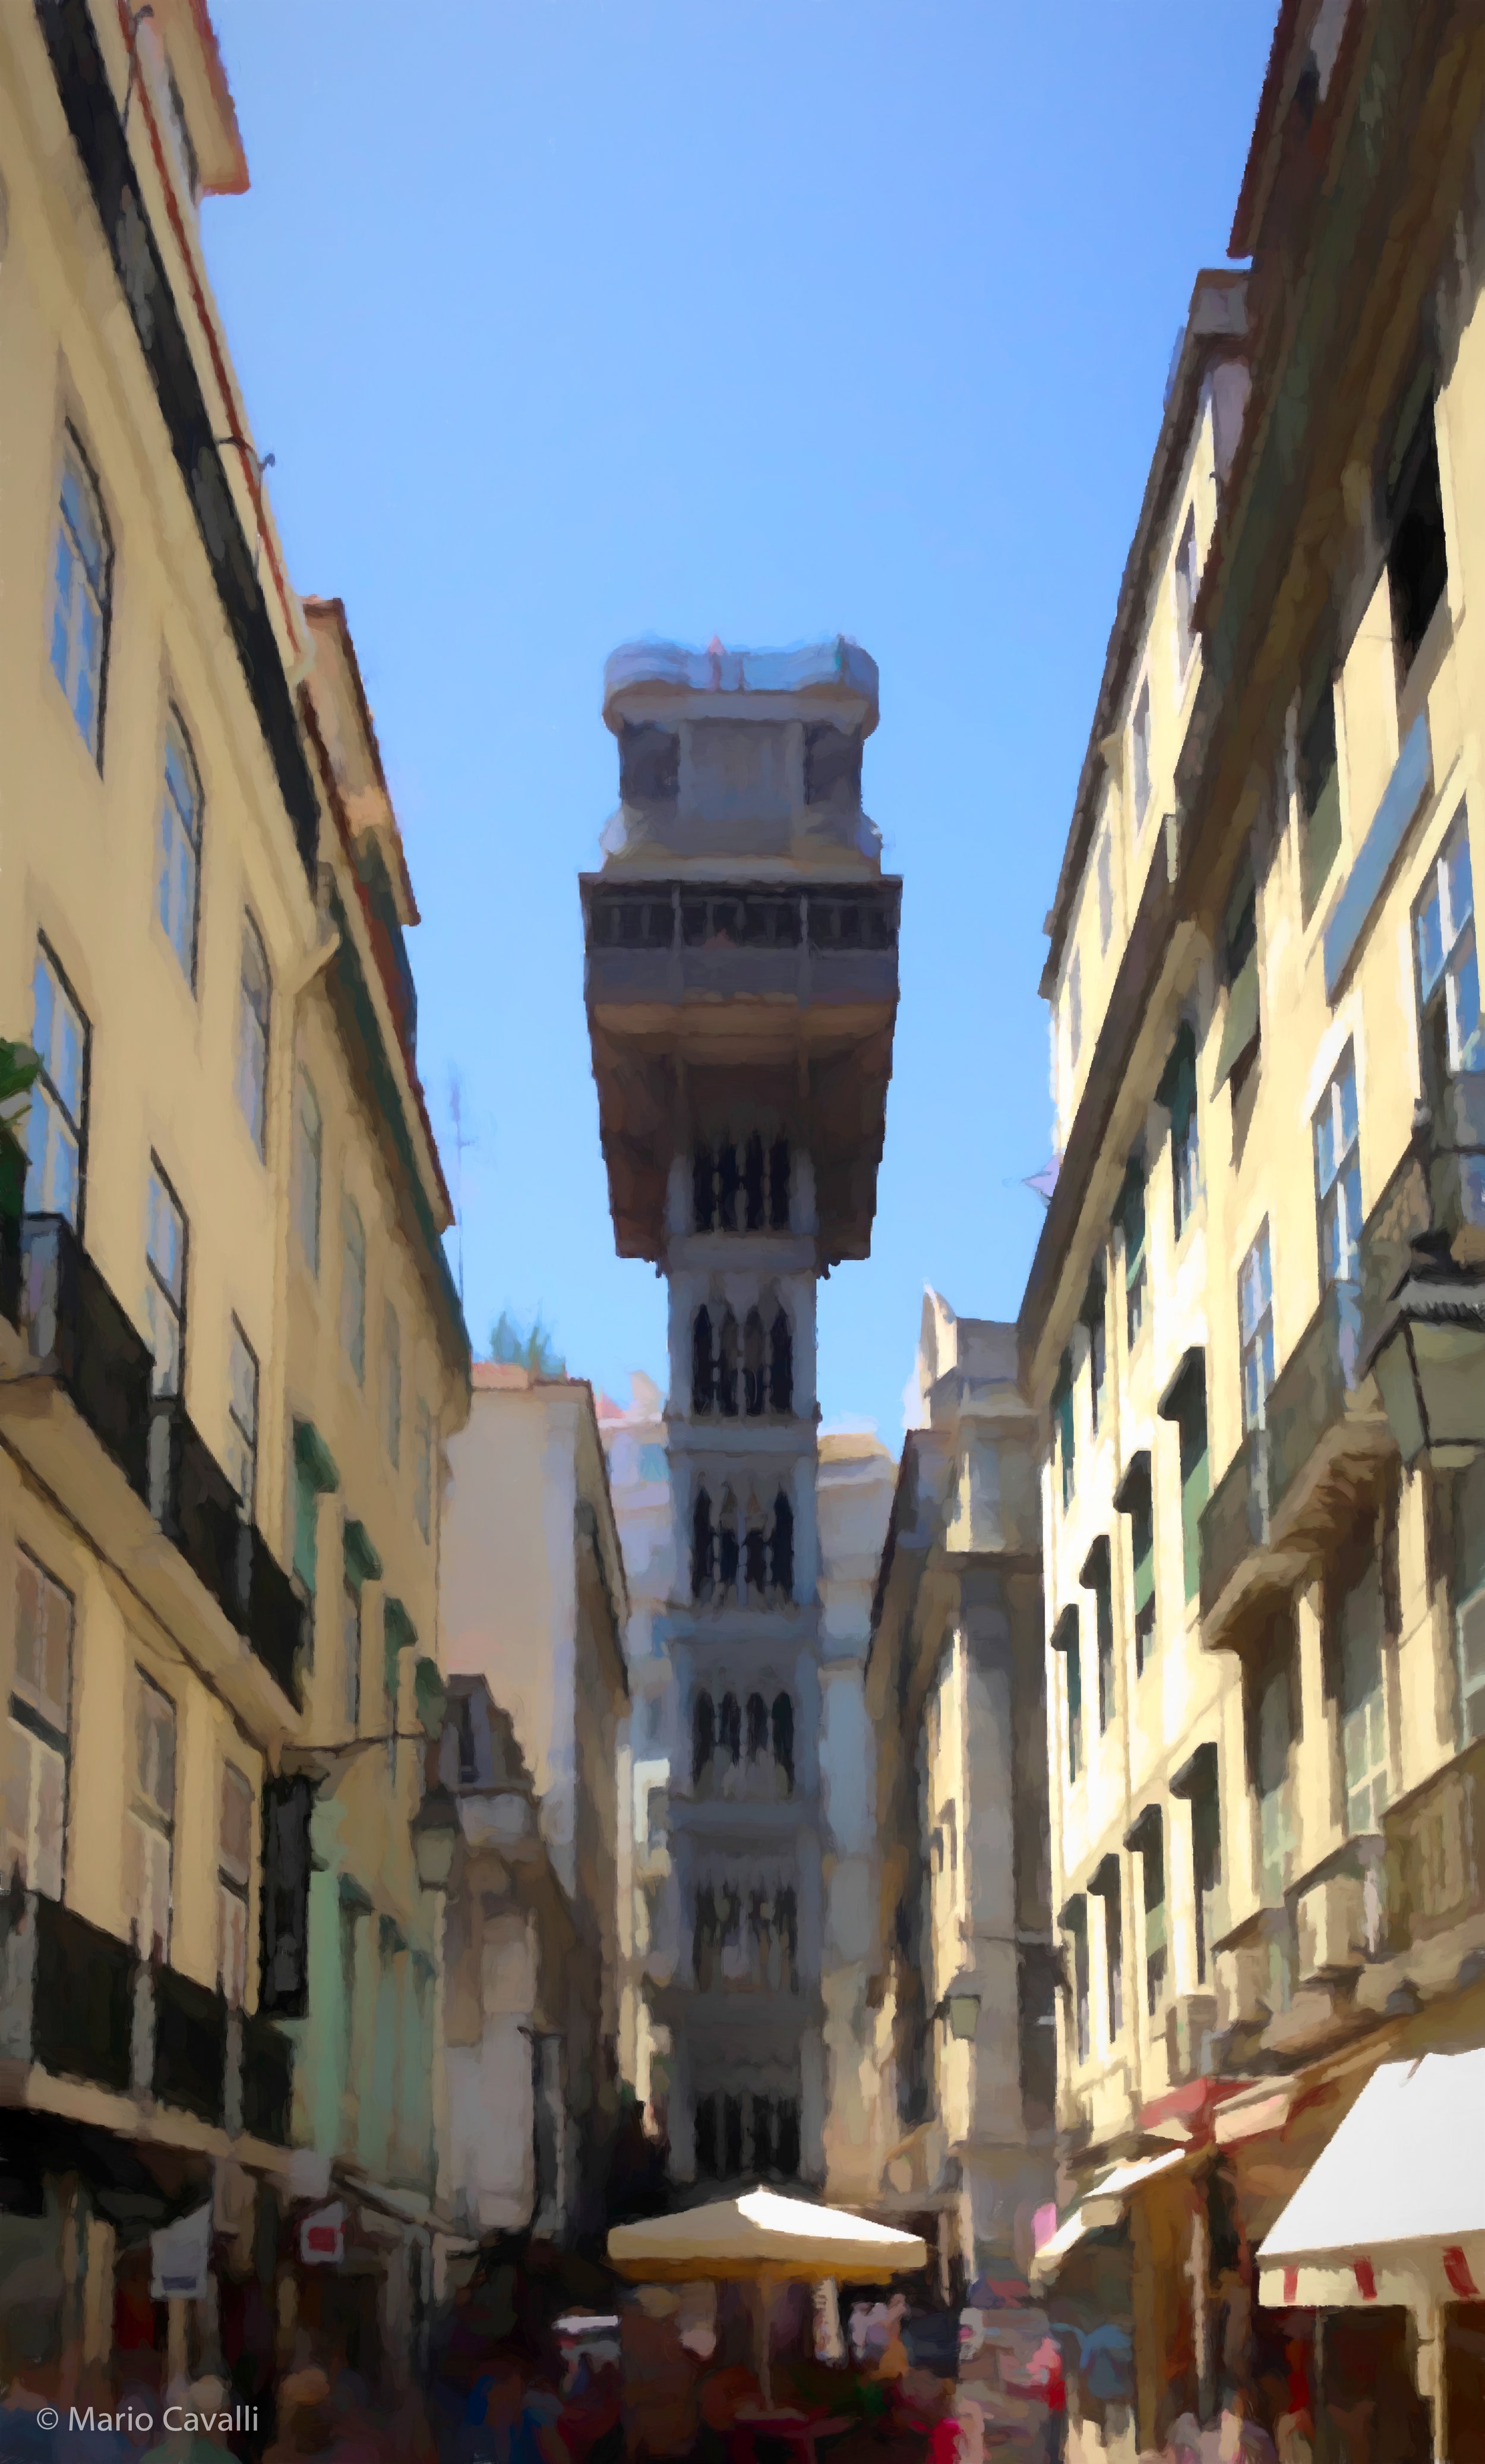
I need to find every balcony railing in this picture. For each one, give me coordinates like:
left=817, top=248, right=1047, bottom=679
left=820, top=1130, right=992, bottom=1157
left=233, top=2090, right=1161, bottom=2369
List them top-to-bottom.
left=583, top=881, right=901, bottom=1007
left=18, top=1216, right=153, bottom=1501
left=15, top=1220, right=304, bottom=1706
left=1265, top=1279, right=1367, bottom=1517
left=1199, top=1430, right=1271, bottom=1619
left=1382, top=1737, right=1485, bottom=1952
left=0, top=1889, right=135, bottom=2094
left=151, top=1959, right=229, bottom=2125
left=241, top=2010, right=293, bottom=2145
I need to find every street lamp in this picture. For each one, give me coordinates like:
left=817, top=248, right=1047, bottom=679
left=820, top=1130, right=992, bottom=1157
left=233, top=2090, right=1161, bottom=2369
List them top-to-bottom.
left=1363, top=1104, right=1485, bottom=1470
left=410, top=1782, right=460, bottom=1893
left=941, top=1977, right=982, bottom=2042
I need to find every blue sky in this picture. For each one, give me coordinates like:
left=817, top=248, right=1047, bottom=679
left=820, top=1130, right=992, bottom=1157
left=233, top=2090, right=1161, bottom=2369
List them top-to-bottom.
left=204, top=0, right=1275, bottom=1440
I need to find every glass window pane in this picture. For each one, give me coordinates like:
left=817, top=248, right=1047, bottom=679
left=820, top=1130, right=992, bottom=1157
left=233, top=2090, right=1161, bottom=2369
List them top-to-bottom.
left=1446, top=818, right=1474, bottom=939
left=1417, top=886, right=1446, bottom=998
left=1452, top=925, right=1481, bottom=1070
left=31, top=956, right=55, bottom=1079
left=1336, top=1056, right=1358, bottom=1154
left=1314, top=1102, right=1336, bottom=1197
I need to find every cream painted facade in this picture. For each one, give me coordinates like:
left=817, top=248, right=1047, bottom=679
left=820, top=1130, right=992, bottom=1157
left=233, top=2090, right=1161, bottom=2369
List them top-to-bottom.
left=0, top=0, right=467, bottom=2403
left=1022, top=6, right=1485, bottom=2456
left=866, top=1297, right=1053, bottom=2295
left=440, top=1365, right=628, bottom=2243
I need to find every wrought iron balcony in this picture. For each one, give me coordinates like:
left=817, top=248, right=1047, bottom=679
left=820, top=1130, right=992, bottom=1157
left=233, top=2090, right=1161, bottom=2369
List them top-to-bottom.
left=17, top=1216, right=153, bottom=1500
left=1199, top=1429, right=1271, bottom=1621
left=0, top=1889, right=134, bottom=2094
left=151, top=1959, right=229, bottom=2125
left=241, top=2009, right=293, bottom=2145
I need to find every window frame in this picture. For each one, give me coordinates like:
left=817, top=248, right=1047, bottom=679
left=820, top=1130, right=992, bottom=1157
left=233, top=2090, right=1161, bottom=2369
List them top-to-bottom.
left=48, top=426, right=112, bottom=764
left=1173, top=504, right=1199, bottom=682
left=1130, top=677, right=1152, bottom=827
left=157, top=705, right=204, bottom=988
left=1414, top=806, right=1481, bottom=1096
left=235, top=914, right=272, bottom=1159
left=24, top=937, right=90, bottom=1233
left=1313, top=1045, right=1363, bottom=1293
left=293, top=1067, right=323, bottom=1277
left=145, top=1157, right=188, bottom=1400
left=1119, top=1157, right=1148, bottom=1348
left=340, top=1195, right=367, bottom=1386
left=1238, top=1222, right=1275, bottom=1433
left=383, top=1302, right=402, bottom=1469
left=227, top=1317, right=259, bottom=1516
left=413, top=1402, right=433, bottom=1543
left=8, top=1549, right=75, bottom=1903
left=129, top=1670, right=177, bottom=1961
left=217, top=1762, right=253, bottom=2007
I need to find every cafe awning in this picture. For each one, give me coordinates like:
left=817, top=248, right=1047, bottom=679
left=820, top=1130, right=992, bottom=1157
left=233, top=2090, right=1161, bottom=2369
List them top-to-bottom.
left=1259, top=2049, right=1485, bottom=2311
left=1030, top=2148, right=1188, bottom=2285
left=607, top=2189, right=928, bottom=2283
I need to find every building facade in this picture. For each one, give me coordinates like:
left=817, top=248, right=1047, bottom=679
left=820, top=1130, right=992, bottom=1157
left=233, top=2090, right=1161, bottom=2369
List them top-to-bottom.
left=0, top=0, right=467, bottom=2405
left=1023, top=4, right=1485, bottom=2454
left=582, top=638, right=901, bottom=2189
left=867, top=1296, right=1053, bottom=2295
left=440, top=1364, right=628, bottom=2244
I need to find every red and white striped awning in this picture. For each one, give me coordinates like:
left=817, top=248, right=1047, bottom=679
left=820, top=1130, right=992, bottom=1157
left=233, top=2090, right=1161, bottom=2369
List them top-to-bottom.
left=1259, top=2049, right=1485, bottom=2312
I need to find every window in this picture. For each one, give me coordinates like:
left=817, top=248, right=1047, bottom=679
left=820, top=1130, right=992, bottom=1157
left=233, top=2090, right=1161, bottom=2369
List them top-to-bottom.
left=1388, top=394, right=1448, bottom=679
left=48, top=431, right=110, bottom=758
left=1173, top=505, right=1199, bottom=677
left=1297, top=677, right=1341, bottom=923
left=1131, top=679, right=1152, bottom=825
left=157, top=710, right=202, bottom=983
left=1415, top=811, right=1482, bottom=1130
left=1097, top=829, right=1114, bottom=952
left=1213, top=865, right=1261, bottom=1099
left=235, top=917, right=271, bottom=1157
left=24, top=943, right=87, bottom=1229
left=1067, top=954, right=1082, bottom=1070
left=1159, top=1023, right=1200, bottom=1242
left=1313, top=1048, right=1362, bottom=1290
left=293, top=1069, right=323, bottom=1276
left=1119, top=1157, right=1148, bottom=1346
left=145, top=1161, right=187, bottom=1397
left=341, top=1197, right=366, bottom=1384
left=1239, top=1225, right=1274, bottom=1432
left=1081, top=1273, right=1107, bottom=1434
left=383, top=1304, right=402, bottom=1468
left=226, top=1320, right=258, bottom=1513
left=1053, top=1351, right=1075, bottom=1507
left=1165, top=1357, right=1210, bottom=1607
left=413, top=1403, right=433, bottom=1543
left=292, top=1419, right=339, bottom=1602
left=1121, top=1456, right=1155, bottom=1675
left=1451, top=1456, right=1485, bottom=1744
left=1087, top=1541, right=1115, bottom=1735
left=6, top=1551, right=73, bottom=1900
left=1337, top=1556, right=1388, bottom=1835
left=342, top=1578, right=362, bottom=1733
left=1054, top=1610, right=1082, bottom=1784
left=1254, top=1646, right=1297, bottom=1903
left=128, top=1674, right=176, bottom=1959
left=1177, top=1745, right=1223, bottom=1987
left=218, top=1764, right=252, bottom=2006
left=1131, top=1809, right=1167, bottom=2018
left=1093, top=1858, right=1123, bottom=2043
left=1067, top=1900, right=1091, bottom=2064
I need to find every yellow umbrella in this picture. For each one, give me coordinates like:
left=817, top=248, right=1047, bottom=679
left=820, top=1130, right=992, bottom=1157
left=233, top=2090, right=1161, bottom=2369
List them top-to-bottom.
left=608, top=2189, right=929, bottom=2404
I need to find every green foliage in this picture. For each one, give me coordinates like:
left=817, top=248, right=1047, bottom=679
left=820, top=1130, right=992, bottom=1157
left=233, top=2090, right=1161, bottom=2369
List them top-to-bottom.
left=0, top=1042, right=39, bottom=1222
left=488, top=1308, right=565, bottom=1377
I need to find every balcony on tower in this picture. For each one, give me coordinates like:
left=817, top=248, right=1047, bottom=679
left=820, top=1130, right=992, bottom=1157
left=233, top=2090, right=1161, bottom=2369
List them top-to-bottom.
left=582, top=639, right=901, bottom=1267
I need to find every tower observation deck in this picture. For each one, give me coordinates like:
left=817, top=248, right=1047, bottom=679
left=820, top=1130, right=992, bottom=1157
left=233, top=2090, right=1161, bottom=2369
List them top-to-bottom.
left=582, top=638, right=901, bottom=2187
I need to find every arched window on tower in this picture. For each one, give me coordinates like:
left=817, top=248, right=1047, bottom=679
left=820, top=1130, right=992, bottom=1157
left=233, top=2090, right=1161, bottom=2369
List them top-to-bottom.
left=744, top=1132, right=766, bottom=1231
left=769, top=1137, right=791, bottom=1231
left=716, top=1138, right=740, bottom=1232
left=693, top=1144, right=716, bottom=1234
left=692, top=1306, right=715, bottom=1416
left=769, top=1308, right=793, bottom=1415
left=742, top=1309, right=767, bottom=1416
left=716, top=1311, right=740, bottom=1418
left=691, top=1487, right=714, bottom=1602
left=716, top=1488, right=740, bottom=1600
left=770, top=1490, right=794, bottom=1601
left=742, top=1500, right=768, bottom=1604
left=692, top=1692, right=715, bottom=1785
left=718, top=1692, right=741, bottom=1766
left=772, top=1692, right=795, bottom=1789
left=745, top=1693, right=769, bottom=1761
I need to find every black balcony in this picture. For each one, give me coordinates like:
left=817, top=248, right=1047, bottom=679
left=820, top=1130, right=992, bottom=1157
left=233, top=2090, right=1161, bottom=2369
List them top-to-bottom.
left=583, top=879, right=901, bottom=1014
left=17, top=1216, right=152, bottom=1500
left=246, top=1534, right=307, bottom=1707
left=0, top=1891, right=134, bottom=2094
left=152, top=1962, right=228, bottom=2127
left=241, top=2009, right=293, bottom=2145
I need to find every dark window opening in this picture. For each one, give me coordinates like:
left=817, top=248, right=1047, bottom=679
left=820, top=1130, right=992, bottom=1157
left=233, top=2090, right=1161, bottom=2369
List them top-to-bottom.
left=1389, top=403, right=1448, bottom=679
left=1298, top=677, right=1342, bottom=923
left=618, top=720, right=680, bottom=802
left=804, top=721, right=862, bottom=807
left=744, top=1134, right=766, bottom=1231
left=769, top=1138, right=791, bottom=1230
left=717, top=1141, right=740, bottom=1233
left=693, top=1147, right=716, bottom=1233
left=1081, top=1272, right=1107, bottom=1433
left=692, top=1306, right=714, bottom=1415
left=743, top=1309, right=767, bottom=1416
left=769, top=1309, right=793, bottom=1415
left=716, top=1311, right=739, bottom=1416
left=691, top=1488, right=714, bottom=1602
left=770, top=1491, right=794, bottom=1601
left=718, top=1493, right=740, bottom=1595
left=692, top=1692, right=716, bottom=1785
left=718, top=1692, right=741, bottom=1766
left=771, top=1692, right=794, bottom=1787
left=746, top=1693, right=768, bottom=1760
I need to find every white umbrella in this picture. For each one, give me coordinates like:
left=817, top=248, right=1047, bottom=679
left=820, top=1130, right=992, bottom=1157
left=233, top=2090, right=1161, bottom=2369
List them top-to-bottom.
left=608, top=2190, right=928, bottom=2405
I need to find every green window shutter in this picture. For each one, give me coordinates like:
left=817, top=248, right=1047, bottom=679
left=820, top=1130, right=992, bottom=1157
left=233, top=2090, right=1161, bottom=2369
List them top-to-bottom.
left=1212, top=951, right=1260, bottom=1094
left=1121, top=1163, right=1146, bottom=1288
left=1053, top=1351, right=1075, bottom=1501
left=1179, top=1389, right=1211, bottom=1604
left=1132, top=1495, right=1155, bottom=1616
left=344, top=1518, right=383, bottom=1589
left=384, top=1596, right=418, bottom=1714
